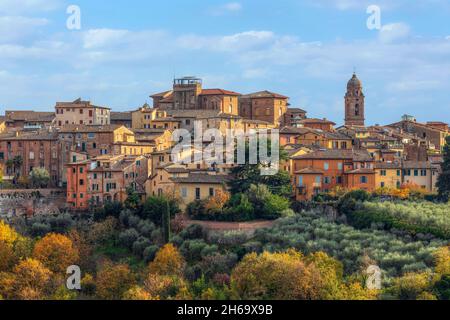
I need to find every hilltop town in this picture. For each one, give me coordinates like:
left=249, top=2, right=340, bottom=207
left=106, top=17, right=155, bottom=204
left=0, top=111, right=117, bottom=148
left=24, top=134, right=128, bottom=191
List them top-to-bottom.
left=0, top=74, right=447, bottom=213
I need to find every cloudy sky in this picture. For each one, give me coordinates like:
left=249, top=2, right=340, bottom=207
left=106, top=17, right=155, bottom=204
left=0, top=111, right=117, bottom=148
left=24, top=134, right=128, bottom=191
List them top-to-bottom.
left=0, top=0, right=449, bottom=125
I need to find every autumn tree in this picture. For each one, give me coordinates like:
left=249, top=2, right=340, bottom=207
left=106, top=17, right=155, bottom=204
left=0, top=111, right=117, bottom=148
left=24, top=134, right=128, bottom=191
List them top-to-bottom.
left=29, top=167, right=51, bottom=188
left=204, top=190, right=230, bottom=213
left=33, top=233, right=79, bottom=274
left=148, top=244, right=185, bottom=277
left=231, top=249, right=325, bottom=300
left=12, top=258, right=53, bottom=300
left=96, top=263, right=135, bottom=300
left=122, top=286, right=155, bottom=300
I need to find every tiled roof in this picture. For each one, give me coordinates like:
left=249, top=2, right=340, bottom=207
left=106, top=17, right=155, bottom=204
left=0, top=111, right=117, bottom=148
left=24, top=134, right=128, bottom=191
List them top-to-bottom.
left=200, top=89, right=240, bottom=96
left=151, top=90, right=173, bottom=98
left=241, top=90, right=289, bottom=99
left=56, top=98, right=110, bottom=110
left=287, top=108, right=307, bottom=114
left=168, top=110, right=221, bottom=118
left=5, top=111, right=55, bottom=122
left=110, top=112, right=132, bottom=121
left=300, top=118, right=336, bottom=125
left=58, top=124, right=125, bottom=133
left=280, top=126, right=311, bottom=135
left=0, top=131, right=58, bottom=141
left=292, top=149, right=373, bottom=162
left=402, top=161, right=432, bottom=169
left=374, top=162, right=402, bottom=169
left=295, top=168, right=325, bottom=174
left=346, top=168, right=375, bottom=174
left=170, top=174, right=231, bottom=184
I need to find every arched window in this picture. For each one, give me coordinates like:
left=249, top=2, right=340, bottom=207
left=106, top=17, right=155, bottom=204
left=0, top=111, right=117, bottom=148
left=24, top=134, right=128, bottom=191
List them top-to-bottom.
left=355, top=104, right=360, bottom=116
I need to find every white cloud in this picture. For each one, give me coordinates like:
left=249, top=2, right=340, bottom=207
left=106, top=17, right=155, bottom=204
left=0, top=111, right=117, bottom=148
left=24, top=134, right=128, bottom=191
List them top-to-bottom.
left=0, top=0, right=61, bottom=14
left=208, top=2, right=242, bottom=16
left=0, top=16, right=48, bottom=43
left=379, top=23, right=411, bottom=43
left=83, top=29, right=130, bottom=49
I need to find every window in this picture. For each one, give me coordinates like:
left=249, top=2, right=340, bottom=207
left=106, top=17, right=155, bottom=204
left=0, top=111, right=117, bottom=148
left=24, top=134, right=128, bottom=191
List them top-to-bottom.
left=80, top=109, right=83, bottom=114
left=88, top=133, right=95, bottom=139
left=29, top=151, right=35, bottom=160
left=0, top=152, right=4, bottom=160
left=72, top=156, right=77, bottom=162
left=324, top=162, right=329, bottom=171
left=338, top=162, right=343, bottom=171
left=80, top=167, right=84, bottom=174
left=72, top=168, right=76, bottom=174
left=380, top=170, right=387, bottom=176
left=397, top=170, right=401, bottom=176
left=414, top=170, right=419, bottom=177
left=421, top=170, right=427, bottom=176
left=93, top=173, right=97, bottom=179
left=298, top=176, right=304, bottom=186
left=315, top=176, right=321, bottom=184
left=337, top=176, right=343, bottom=184
left=360, top=176, right=368, bottom=184
left=324, top=177, right=331, bottom=184
left=79, top=179, right=85, bottom=186
left=381, top=182, right=385, bottom=188
left=181, top=188, right=187, bottom=198
left=195, top=188, right=201, bottom=200
left=209, top=188, right=214, bottom=197
left=80, top=193, right=84, bottom=199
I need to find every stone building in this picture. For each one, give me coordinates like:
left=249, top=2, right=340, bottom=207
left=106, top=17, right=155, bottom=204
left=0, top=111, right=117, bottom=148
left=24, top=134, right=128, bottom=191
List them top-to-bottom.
left=345, top=73, right=365, bottom=127
left=150, top=77, right=240, bottom=115
left=239, top=90, right=289, bottom=126
left=55, top=98, right=110, bottom=126
left=4, top=111, right=55, bottom=131
left=0, top=131, right=61, bottom=186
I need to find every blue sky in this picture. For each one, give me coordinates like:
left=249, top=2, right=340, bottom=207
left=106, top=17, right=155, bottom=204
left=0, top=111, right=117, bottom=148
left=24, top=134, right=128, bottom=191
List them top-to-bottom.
left=1, top=0, right=450, bottom=125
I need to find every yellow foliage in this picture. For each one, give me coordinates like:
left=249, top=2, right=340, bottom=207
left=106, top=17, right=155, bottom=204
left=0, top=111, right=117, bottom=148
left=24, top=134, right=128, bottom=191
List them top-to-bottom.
left=204, top=190, right=231, bottom=212
left=0, top=221, right=20, bottom=246
left=33, top=233, right=79, bottom=274
left=148, top=244, right=185, bottom=276
left=434, top=246, right=450, bottom=276
left=13, top=258, right=53, bottom=300
left=96, top=263, right=135, bottom=300
left=392, top=272, right=432, bottom=300
left=144, top=274, right=189, bottom=300
left=122, top=286, right=156, bottom=300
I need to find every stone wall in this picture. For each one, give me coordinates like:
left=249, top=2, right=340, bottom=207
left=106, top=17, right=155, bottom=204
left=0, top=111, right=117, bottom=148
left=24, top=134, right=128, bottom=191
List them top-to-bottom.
left=0, top=189, right=67, bottom=218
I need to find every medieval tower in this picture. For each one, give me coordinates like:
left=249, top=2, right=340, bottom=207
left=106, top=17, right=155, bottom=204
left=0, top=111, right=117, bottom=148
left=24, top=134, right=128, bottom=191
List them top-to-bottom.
left=345, top=73, right=365, bottom=127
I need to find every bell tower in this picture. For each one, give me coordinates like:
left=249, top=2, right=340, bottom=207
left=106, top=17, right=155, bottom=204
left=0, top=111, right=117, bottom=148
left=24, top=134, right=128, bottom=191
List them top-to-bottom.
left=345, top=73, right=365, bottom=127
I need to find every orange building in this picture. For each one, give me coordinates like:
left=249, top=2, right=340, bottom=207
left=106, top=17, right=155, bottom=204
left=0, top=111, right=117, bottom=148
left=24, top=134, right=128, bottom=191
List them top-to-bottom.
left=298, top=118, right=336, bottom=132
left=292, top=149, right=375, bottom=201
left=66, top=155, right=149, bottom=210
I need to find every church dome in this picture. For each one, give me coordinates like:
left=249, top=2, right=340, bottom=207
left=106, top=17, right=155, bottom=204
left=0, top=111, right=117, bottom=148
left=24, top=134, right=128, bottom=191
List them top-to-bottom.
left=347, top=73, right=362, bottom=88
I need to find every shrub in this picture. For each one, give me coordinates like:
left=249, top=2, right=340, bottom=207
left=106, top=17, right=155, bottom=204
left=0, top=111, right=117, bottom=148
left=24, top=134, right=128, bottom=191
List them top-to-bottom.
left=142, top=196, right=180, bottom=225
left=118, top=229, right=140, bottom=249
left=132, top=237, right=152, bottom=257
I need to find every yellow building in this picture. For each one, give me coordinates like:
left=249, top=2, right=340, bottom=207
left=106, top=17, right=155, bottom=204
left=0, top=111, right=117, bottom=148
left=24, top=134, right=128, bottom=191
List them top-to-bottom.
left=0, top=117, right=6, bottom=134
left=374, top=162, right=402, bottom=189
left=146, top=165, right=230, bottom=209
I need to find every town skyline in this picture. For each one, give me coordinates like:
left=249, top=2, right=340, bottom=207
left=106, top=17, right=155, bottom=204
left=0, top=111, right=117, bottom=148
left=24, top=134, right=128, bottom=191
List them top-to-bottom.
left=1, top=0, right=450, bottom=125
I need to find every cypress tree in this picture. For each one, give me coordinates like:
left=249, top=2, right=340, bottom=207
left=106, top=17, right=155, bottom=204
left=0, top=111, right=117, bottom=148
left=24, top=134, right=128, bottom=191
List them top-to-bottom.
left=437, top=136, right=450, bottom=201
left=162, top=200, right=171, bottom=243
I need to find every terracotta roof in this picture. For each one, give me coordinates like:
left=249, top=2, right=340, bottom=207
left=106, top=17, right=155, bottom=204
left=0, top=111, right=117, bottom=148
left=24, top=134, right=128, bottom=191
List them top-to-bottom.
left=200, top=89, right=240, bottom=96
left=151, top=90, right=173, bottom=98
left=241, top=90, right=289, bottom=100
left=56, top=98, right=110, bottom=110
left=287, top=108, right=307, bottom=114
left=168, top=110, right=221, bottom=118
left=5, top=111, right=55, bottom=122
left=110, top=112, right=132, bottom=121
left=300, top=118, right=336, bottom=125
left=58, top=124, right=125, bottom=133
left=280, top=126, right=312, bottom=135
left=0, top=131, right=58, bottom=141
left=292, top=149, right=373, bottom=162
left=402, top=161, right=432, bottom=169
left=374, top=162, right=402, bottom=169
left=295, top=168, right=324, bottom=174
left=346, top=168, right=375, bottom=174
left=170, top=174, right=231, bottom=184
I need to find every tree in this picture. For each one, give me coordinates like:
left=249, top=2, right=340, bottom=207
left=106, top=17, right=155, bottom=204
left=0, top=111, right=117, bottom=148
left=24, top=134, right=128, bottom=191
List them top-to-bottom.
left=438, top=136, right=450, bottom=201
left=228, top=140, right=291, bottom=196
left=13, top=156, right=23, bottom=179
left=29, top=167, right=50, bottom=188
left=124, top=186, right=140, bottom=210
left=204, top=190, right=230, bottom=213
left=142, top=196, right=180, bottom=225
left=162, top=200, right=171, bottom=244
left=0, top=221, right=21, bottom=245
left=33, top=233, right=79, bottom=274
left=0, top=242, right=15, bottom=272
left=148, top=244, right=185, bottom=277
left=231, top=249, right=326, bottom=300
left=12, top=258, right=53, bottom=300
left=96, top=263, right=135, bottom=300
left=122, top=286, right=155, bottom=300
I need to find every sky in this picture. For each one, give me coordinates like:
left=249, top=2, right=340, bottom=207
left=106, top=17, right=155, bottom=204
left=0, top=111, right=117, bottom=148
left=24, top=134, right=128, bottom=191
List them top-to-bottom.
left=0, top=0, right=450, bottom=126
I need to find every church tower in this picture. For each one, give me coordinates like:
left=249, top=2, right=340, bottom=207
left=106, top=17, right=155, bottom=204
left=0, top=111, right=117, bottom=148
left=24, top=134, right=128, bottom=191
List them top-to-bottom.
left=345, top=73, right=365, bottom=127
